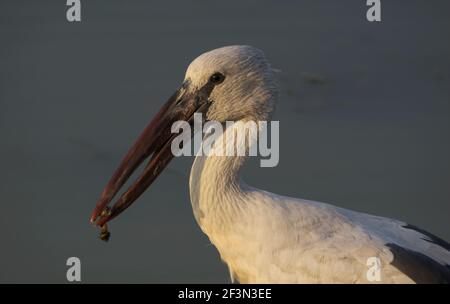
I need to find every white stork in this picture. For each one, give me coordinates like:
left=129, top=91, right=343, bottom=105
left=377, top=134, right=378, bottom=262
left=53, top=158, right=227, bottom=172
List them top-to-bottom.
left=91, top=45, right=450, bottom=283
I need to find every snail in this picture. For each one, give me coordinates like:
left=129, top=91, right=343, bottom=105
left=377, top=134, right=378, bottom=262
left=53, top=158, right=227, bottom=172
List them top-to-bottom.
left=98, top=207, right=112, bottom=242
left=99, top=224, right=111, bottom=242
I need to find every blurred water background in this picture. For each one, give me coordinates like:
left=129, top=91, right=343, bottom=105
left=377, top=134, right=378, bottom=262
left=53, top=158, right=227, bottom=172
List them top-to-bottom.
left=0, top=0, right=449, bottom=282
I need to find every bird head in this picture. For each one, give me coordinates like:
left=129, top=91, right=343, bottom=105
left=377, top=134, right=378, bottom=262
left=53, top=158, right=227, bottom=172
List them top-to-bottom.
left=90, top=45, right=279, bottom=233
left=185, top=45, right=278, bottom=122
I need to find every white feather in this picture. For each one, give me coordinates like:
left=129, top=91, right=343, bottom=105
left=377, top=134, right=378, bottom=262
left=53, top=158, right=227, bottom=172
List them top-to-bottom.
left=185, top=46, right=450, bottom=283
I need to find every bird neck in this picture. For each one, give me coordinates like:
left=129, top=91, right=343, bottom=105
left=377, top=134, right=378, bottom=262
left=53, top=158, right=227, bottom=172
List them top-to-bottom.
left=189, top=121, right=256, bottom=233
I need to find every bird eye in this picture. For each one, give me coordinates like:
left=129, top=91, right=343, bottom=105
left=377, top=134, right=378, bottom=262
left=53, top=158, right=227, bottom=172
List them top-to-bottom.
left=209, top=72, right=225, bottom=84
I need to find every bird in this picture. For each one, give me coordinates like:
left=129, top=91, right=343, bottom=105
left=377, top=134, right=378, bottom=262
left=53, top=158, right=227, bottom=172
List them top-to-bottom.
left=90, top=45, right=450, bottom=283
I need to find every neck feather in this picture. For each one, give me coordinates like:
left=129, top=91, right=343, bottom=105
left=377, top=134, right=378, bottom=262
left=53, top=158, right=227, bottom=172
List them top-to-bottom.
left=189, top=121, right=259, bottom=232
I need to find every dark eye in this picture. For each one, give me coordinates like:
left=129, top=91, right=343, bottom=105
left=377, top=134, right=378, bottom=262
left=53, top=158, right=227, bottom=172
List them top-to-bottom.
left=209, top=72, right=225, bottom=84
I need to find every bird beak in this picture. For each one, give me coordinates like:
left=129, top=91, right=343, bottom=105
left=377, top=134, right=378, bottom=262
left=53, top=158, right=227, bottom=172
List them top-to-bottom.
left=90, top=81, right=213, bottom=230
